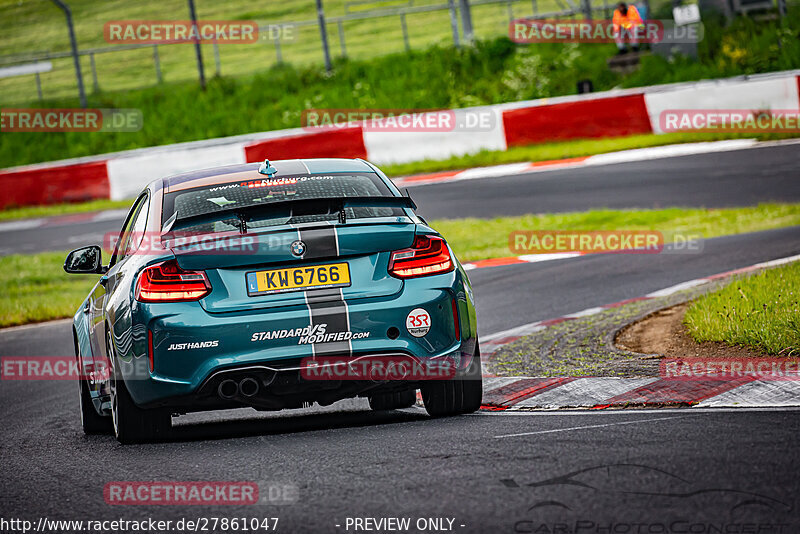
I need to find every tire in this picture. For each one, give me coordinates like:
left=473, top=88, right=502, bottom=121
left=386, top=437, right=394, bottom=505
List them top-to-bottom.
left=108, top=331, right=171, bottom=444
left=75, top=334, right=112, bottom=435
left=422, top=344, right=483, bottom=417
left=78, top=372, right=112, bottom=434
left=368, top=388, right=417, bottom=410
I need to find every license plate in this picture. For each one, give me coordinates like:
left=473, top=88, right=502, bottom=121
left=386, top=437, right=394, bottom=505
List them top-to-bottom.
left=246, top=262, right=350, bottom=296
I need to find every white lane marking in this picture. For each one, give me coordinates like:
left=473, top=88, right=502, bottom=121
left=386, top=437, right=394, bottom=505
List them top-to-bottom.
left=400, top=138, right=774, bottom=189
left=584, top=139, right=757, bottom=166
left=90, top=209, right=129, bottom=221
left=0, top=219, right=42, bottom=232
left=67, top=233, right=104, bottom=244
left=463, top=253, right=581, bottom=270
left=516, top=253, right=583, bottom=263
left=753, top=253, right=800, bottom=269
left=645, top=279, right=707, bottom=297
left=563, top=306, right=605, bottom=319
left=0, top=318, right=73, bottom=333
left=482, top=324, right=545, bottom=343
left=494, top=414, right=693, bottom=438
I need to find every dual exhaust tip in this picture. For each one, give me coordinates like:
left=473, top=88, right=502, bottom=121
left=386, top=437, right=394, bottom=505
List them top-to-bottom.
left=218, top=377, right=259, bottom=399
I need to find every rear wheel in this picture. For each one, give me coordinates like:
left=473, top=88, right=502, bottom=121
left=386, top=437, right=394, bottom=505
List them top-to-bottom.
left=108, top=332, right=171, bottom=444
left=75, top=335, right=112, bottom=434
left=422, top=344, right=483, bottom=417
left=78, top=370, right=112, bottom=434
left=368, top=388, right=416, bottom=411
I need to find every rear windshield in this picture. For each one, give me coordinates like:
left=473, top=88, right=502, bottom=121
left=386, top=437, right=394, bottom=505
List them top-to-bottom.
left=162, top=173, right=403, bottom=231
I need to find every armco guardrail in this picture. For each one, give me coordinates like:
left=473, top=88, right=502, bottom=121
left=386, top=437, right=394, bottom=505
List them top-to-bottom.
left=1, top=70, right=798, bottom=208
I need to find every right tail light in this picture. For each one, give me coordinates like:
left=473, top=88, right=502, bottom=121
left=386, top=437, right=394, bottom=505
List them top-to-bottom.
left=388, top=235, right=454, bottom=279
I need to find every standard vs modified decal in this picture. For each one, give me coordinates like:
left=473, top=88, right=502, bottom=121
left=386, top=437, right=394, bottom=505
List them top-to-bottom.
left=251, top=324, right=370, bottom=344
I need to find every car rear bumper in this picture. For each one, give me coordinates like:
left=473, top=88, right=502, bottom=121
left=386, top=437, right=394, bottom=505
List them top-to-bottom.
left=124, top=270, right=477, bottom=407
left=136, top=350, right=471, bottom=412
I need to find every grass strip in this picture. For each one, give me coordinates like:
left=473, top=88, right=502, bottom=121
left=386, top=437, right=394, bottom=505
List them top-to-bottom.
left=431, top=203, right=800, bottom=262
left=684, top=261, right=800, bottom=355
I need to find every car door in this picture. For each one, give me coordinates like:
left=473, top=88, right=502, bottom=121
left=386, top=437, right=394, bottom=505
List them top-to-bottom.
left=88, top=193, right=149, bottom=392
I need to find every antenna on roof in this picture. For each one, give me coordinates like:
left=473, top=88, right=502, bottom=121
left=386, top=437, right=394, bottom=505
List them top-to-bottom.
left=258, top=159, right=278, bottom=177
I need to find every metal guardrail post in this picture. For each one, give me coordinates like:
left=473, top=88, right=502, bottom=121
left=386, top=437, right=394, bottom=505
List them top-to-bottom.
left=49, top=0, right=87, bottom=108
left=187, top=0, right=206, bottom=89
left=316, top=0, right=333, bottom=72
left=448, top=0, right=461, bottom=47
left=458, top=0, right=474, bottom=44
left=581, top=0, right=593, bottom=19
left=400, top=14, right=411, bottom=51
left=338, top=20, right=347, bottom=57
left=274, top=34, right=283, bottom=63
left=213, top=42, right=221, bottom=76
left=153, top=45, right=163, bottom=83
left=90, top=52, right=99, bottom=92
left=35, top=72, right=43, bottom=100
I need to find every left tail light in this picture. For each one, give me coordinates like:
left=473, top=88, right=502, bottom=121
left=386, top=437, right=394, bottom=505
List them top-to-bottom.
left=389, top=235, right=454, bottom=279
left=135, top=259, right=211, bottom=302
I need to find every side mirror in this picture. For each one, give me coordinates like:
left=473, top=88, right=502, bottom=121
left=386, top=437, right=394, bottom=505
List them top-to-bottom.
left=64, top=246, right=106, bottom=274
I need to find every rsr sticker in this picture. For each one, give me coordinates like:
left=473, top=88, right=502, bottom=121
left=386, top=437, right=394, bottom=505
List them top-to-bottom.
left=406, top=308, right=431, bottom=337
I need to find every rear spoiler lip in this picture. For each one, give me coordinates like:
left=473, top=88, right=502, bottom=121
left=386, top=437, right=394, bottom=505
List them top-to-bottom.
left=166, top=195, right=417, bottom=234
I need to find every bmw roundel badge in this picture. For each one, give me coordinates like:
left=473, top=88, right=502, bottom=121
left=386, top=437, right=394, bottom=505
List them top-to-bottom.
left=291, top=240, right=306, bottom=257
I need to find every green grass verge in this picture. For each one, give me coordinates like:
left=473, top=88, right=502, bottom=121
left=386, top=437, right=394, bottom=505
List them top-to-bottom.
left=0, top=0, right=579, bottom=104
left=2, top=7, right=800, bottom=168
left=0, top=199, right=133, bottom=222
left=3, top=203, right=799, bottom=327
left=431, top=203, right=800, bottom=262
left=0, top=252, right=97, bottom=327
left=684, top=261, right=800, bottom=355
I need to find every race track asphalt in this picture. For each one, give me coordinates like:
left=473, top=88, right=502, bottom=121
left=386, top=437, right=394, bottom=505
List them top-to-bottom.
left=1, top=142, right=799, bottom=532
left=2, top=142, right=799, bottom=255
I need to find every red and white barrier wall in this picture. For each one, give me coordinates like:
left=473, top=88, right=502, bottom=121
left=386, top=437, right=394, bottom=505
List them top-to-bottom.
left=1, top=70, right=798, bottom=208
